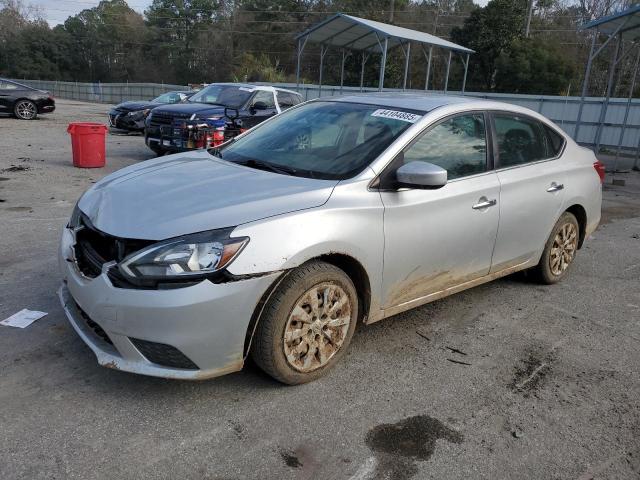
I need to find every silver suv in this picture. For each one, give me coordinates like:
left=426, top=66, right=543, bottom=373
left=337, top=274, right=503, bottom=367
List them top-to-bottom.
left=59, top=94, right=603, bottom=384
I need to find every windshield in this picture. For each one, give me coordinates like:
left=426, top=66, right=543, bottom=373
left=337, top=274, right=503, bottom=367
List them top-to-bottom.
left=188, top=85, right=252, bottom=107
left=215, top=101, right=422, bottom=180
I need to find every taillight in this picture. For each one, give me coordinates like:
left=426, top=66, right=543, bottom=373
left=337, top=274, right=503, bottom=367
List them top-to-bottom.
left=593, top=160, right=605, bottom=183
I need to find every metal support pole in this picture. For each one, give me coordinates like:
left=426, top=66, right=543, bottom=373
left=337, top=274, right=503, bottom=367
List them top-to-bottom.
left=574, top=32, right=597, bottom=143
left=595, top=34, right=621, bottom=153
left=379, top=37, right=388, bottom=91
left=295, top=38, right=308, bottom=87
left=403, top=42, right=411, bottom=91
left=318, top=44, right=328, bottom=96
left=424, top=46, right=433, bottom=91
left=614, top=46, right=640, bottom=172
left=340, top=49, right=347, bottom=93
left=444, top=50, right=452, bottom=93
left=360, top=51, right=366, bottom=92
left=461, top=53, right=469, bottom=94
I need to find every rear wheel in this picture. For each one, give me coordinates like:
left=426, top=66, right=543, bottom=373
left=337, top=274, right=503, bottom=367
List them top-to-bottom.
left=14, top=100, right=38, bottom=120
left=533, top=212, right=579, bottom=284
left=251, top=261, right=358, bottom=385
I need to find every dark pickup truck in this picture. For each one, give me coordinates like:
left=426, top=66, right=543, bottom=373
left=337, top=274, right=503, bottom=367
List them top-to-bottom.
left=144, top=83, right=302, bottom=156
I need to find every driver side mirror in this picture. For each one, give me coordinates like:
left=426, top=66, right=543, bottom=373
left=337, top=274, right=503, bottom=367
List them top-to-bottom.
left=251, top=101, right=269, bottom=111
left=395, top=161, right=447, bottom=189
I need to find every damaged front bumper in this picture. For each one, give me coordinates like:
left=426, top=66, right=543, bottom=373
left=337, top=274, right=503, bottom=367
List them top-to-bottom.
left=58, top=227, right=279, bottom=380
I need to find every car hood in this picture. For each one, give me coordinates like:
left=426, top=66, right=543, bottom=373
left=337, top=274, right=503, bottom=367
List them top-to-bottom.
left=113, top=100, right=158, bottom=112
left=152, top=102, right=227, bottom=118
left=78, top=151, right=337, bottom=240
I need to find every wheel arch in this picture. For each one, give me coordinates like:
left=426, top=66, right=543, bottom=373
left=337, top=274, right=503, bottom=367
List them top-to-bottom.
left=565, top=203, right=588, bottom=249
left=242, top=253, right=372, bottom=358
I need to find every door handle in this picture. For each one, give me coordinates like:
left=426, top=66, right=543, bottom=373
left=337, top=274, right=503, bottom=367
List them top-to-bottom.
left=546, top=182, right=564, bottom=192
left=472, top=198, right=497, bottom=210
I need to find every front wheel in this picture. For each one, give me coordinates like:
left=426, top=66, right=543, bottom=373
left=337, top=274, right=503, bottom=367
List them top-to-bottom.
left=14, top=100, right=38, bottom=120
left=532, top=212, right=579, bottom=284
left=251, top=261, right=358, bottom=385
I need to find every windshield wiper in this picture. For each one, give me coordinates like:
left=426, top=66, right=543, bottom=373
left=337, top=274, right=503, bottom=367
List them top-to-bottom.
left=237, top=159, right=299, bottom=176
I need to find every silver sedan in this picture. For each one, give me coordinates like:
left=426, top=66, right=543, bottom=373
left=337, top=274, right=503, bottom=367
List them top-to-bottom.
left=59, top=93, right=603, bottom=384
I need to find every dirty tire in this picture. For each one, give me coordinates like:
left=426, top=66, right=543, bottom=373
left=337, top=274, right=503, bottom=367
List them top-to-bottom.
left=14, top=100, right=38, bottom=120
left=532, top=212, right=579, bottom=284
left=251, top=261, right=358, bottom=385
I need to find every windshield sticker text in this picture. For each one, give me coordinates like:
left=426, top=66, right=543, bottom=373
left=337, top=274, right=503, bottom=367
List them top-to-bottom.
left=371, top=109, right=422, bottom=123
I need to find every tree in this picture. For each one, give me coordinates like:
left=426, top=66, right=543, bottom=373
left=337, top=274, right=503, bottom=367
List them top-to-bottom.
left=451, top=0, right=528, bottom=91
left=494, top=37, right=577, bottom=94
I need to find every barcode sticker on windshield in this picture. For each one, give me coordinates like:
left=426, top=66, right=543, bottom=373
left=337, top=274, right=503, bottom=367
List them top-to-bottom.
left=371, top=109, right=421, bottom=123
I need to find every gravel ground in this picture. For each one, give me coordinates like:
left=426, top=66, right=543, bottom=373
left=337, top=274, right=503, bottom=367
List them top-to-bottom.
left=0, top=99, right=639, bottom=480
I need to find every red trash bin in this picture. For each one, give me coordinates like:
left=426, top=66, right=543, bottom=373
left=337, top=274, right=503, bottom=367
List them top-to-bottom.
left=67, top=123, right=108, bottom=168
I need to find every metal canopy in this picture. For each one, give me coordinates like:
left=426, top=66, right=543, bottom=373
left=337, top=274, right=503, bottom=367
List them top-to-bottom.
left=577, top=4, right=640, bottom=172
left=581, top=4, right=640, bottom=40
left=295, top=13, right=474, bottom=93
left=295, top=14, right=474, bottom=54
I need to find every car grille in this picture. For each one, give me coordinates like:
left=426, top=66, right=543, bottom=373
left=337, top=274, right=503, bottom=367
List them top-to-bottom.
left=148, top=111, right=191, bottom=127
left=74, top=216, right=153, bottom=279
left=75, top=301, right=113, bottom=345
left=130, top=338, right=199, bottom=370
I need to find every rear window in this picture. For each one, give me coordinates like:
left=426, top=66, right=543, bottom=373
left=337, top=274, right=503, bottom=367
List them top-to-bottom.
left=277, top=91, right=302, bottom=110
left=544, top=125, right=565, bottom=156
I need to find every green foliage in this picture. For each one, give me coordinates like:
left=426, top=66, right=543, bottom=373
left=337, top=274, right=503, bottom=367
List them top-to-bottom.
left=0, top=0, right=601, bottom=95
left=451, top=0, right=528, bottom=90
left=495, top=38, right=577, bottom=94
left=232, top=52, right=286, bottom=82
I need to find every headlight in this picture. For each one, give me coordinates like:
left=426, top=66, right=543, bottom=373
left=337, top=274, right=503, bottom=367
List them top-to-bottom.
left=127, top=110, right=144, bottom=119
left=119, top=229, right=248, bottom=281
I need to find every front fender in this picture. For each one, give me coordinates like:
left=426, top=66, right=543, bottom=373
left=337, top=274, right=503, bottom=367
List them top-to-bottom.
left=227, top=180, right=385, bottom=312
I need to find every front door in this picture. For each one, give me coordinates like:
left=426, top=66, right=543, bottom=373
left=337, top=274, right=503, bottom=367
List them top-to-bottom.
left=242, top=90, right=278, bottom=129
left=379, top=112, right=500, bottom=311
left=489, top=112, right=567, bottom=271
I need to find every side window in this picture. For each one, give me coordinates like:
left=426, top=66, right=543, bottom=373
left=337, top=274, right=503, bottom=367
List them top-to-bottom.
left=0, top=81, right=17, bottom=90
left=251, top=90, right=275, bottom=109
left=277, top=92, right=295, bottom=110
left=403, top=113, right=487, bottom=180
left=494, top=114, right=549, bottom=167
left=544, top=125, right=564, bottom=157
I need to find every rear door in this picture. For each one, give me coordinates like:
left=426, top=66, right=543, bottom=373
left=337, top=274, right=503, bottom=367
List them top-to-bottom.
left=380, top=112, right=501, bottom=311
left=490, top=112, right=567, bottom=272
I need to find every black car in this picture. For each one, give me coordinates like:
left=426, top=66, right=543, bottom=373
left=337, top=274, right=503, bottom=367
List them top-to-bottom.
left=0, top=78, right=55, bottom=120
left=144, top=83, right=302, bottom=155
left=108, top=90, right=194, bottom=132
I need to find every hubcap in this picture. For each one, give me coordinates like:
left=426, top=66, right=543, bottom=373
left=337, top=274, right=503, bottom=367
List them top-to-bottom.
left=17, top=101, right=36, bottom=119
left=549, top=222, right=578, bottom=276
left=283, top=283, right=351, bottom=373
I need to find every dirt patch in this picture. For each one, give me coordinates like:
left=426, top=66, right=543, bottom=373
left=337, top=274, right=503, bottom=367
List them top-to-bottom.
left=2, top=165, right=30, bottom=173
left=5, top=206, right=32, bottom=212
left=509, top=350, right=555, bottom=396
left=365, top=415, right=463, bottom=480
left=279, top=447, right=302, bottom=468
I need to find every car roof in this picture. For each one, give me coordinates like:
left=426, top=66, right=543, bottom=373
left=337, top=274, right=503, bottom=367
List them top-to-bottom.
left=203, top=83, right=301, bottom=96
left=326, top=93, right=489, bottom=112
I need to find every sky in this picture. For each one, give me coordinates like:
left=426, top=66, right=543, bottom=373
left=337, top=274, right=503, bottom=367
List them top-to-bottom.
left=32, top=0, right=490, bottom=26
